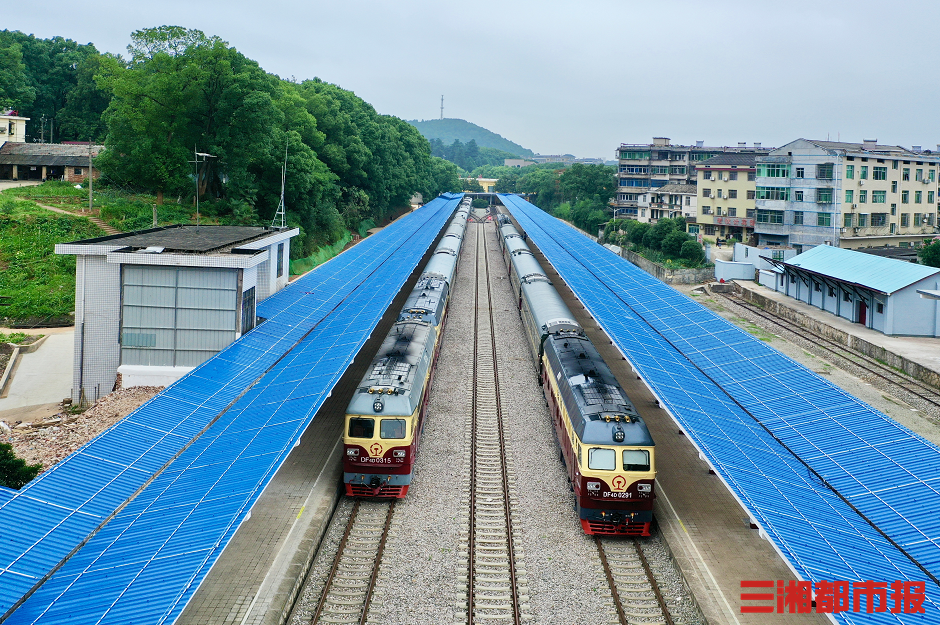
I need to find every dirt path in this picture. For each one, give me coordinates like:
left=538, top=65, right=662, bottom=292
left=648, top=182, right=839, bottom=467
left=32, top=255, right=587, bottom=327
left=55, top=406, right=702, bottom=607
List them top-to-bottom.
left=35, top=202, right=121, bottom=235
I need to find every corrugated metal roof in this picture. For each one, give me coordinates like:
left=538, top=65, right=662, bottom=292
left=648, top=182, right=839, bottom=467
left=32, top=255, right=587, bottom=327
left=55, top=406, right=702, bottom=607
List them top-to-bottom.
left=0, top=194, right=463, bottom=621
left=502, top=194, right=940, bottom=623
left=783, top=245, right=939, bottom=294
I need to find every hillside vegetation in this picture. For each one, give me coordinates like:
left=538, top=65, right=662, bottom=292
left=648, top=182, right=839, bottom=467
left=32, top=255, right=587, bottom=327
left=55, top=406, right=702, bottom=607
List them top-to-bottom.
left=408, top=118, right=533, bottom=157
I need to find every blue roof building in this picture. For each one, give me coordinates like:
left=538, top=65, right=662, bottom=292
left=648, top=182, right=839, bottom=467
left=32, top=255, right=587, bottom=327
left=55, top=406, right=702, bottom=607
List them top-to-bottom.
left=765, top=245, right=940, bottom=335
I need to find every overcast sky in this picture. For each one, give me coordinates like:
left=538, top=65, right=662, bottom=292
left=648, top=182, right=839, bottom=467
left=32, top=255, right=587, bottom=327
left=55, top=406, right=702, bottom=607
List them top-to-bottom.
left=13, top=1, right=940, bottom=158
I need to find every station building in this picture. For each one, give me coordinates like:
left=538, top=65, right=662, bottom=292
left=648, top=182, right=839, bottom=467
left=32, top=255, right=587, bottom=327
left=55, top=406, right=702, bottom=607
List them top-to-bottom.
left=55, top=225, right=299, bottom=404
left=761, top=244, right=940, bottom=336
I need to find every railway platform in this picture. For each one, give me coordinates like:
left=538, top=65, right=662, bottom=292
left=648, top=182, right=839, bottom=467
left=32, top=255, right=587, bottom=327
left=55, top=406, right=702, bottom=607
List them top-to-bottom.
left=730, top=279, right=940, bottom=384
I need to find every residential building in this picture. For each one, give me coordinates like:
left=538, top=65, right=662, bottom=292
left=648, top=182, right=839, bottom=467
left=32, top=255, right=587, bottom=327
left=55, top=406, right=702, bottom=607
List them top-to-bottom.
left=0, top=110, right=28, bottom=144
left=0, top=113, right=102, bottom=183
left=614, top=137, right=768, bottom=223
left=754, top=139, right=940, bottom=251
left=693, top=153, right=759, bottom=241
left=530, top=154, right=575, bottom=166
left=504, top=158, right=536, bottom=168
left=645, top=183, right=696, bottom=221
left=55, top=225, right=299, bottom=404
left=762, top=245, right=940, bottom=336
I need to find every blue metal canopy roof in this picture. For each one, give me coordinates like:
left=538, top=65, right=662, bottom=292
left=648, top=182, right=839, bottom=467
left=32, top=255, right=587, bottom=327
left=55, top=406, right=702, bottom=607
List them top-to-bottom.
left=0, top=194, right=463, bottom=622
left=501, top=194, right=940, bottom=624
left=781, top=244, right=939, bottom=294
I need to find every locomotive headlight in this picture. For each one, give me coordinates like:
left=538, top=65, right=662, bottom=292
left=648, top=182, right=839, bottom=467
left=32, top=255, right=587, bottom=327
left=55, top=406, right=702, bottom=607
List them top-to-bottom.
left=346, top=448, right=359, bottom=457
left=392, top=450, right=406, bottom=459
left=587, top=481, right=601, bottom=491
left=637, top=483, right=651, bottom=493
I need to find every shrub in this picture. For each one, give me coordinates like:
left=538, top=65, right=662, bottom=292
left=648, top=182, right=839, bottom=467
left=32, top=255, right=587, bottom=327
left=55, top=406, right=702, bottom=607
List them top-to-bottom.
left=471, top=198, right=489, bottom=208
left=662, top=230, right=690, bottom=258
left=681, top=240, right=705, bottom=264
left=0, top=443, right=42, bottom=489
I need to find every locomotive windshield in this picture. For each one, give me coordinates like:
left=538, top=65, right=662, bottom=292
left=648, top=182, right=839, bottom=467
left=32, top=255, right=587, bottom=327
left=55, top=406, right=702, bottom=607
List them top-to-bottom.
left=348, top=417, right=374, bottom=438
left=380, top=419, right=407, bottom=439
left=588, top=447, right=616, bottom=470
left=623, top=449, right=650, bottom=471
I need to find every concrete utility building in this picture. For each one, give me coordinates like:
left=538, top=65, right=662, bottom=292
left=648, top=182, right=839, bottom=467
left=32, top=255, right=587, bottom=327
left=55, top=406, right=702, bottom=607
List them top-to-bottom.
left=56, top=225, right=299, bottom=404
left=761, top=245, right=940, bottom=336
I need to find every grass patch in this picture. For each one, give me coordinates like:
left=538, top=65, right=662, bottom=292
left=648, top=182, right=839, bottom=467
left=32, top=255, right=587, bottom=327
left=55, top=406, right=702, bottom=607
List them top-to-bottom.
left=0, top=190, right=104, bottom=323
left=730, top=316, right=775, bottom=342
left=0, top=332, right=40, bottom=344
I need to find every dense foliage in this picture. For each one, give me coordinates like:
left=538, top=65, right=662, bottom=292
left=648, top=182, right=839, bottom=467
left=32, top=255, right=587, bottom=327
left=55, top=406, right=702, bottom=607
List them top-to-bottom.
left=0, top=30, right=109, bottom=141
left=409, top=118, right=533, bottom=157
left=429, top=138, right=519, bottom=171
left=0, top=193, right=104, bottom=323
left=604, top=217, right=705, bottom=267
left=919, top=240, right=940, bottom=268
left=0, top=443, right=41, bottom=489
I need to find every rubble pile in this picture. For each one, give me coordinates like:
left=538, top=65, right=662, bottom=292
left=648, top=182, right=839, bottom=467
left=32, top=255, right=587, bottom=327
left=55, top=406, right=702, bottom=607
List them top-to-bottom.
left=0, top=386, right=164, bottom=473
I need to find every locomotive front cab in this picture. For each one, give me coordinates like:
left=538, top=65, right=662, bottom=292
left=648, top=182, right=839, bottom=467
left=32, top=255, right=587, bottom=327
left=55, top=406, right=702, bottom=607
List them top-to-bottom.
left=344, top=409, right=416, bottom=498
left=577, top=440, right=656, bottom=536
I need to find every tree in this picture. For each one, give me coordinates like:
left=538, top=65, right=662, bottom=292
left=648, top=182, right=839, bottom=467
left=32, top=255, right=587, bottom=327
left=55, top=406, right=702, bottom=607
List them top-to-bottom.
left=0, top=37, right=34, bottom=110
left=427, top=157, right=461, bottom=197
left=559, top=163, right=616, bottom=205
left=463, top=177, right=484, bottom=193
left=644, top=219, right=677, bottom=250
left=629, top=221, right=651, bottom=246
left=662, top=230, right=690, bottom=258
left=681, top=240, right=705, bottom=264
left=920, top=240, right=940, bottom=268
left=0, top=443, right=41, bottom=489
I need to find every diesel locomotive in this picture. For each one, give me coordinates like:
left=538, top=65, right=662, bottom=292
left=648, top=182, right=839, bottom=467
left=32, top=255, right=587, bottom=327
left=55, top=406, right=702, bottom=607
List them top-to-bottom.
left=343, top=200, right=470, bottom=497
left=499, top=214, right=656, bottom=536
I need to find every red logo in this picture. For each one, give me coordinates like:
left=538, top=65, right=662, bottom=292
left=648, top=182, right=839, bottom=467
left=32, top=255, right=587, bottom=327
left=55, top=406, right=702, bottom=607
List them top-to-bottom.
left=369, top=443, right=383, bottom=458
left=611, top=475, right=627, bottom=491
left=741, top=580, right=925, bottom=614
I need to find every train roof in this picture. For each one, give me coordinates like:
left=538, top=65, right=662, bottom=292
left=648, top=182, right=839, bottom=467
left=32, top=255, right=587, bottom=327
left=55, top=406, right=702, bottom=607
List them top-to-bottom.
left=500, top=224, right=520, bottom=239
left=435, top=234, right=462, bottom=256
left=504, top=237, right=530, bottom=255
left=423, top=250, right=458, bottom=281
left=510, top=250, right=547, bottom=282
left=400, top=275, right=449, bottom=325
left=520, top=280, right=581, bottom=335
left=348, top=321, right=435, bottom=417
left=545, top=334, right=652, bottom=446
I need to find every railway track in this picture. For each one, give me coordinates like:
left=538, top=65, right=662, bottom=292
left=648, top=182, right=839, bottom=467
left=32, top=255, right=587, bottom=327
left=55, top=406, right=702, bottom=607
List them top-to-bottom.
left=457, top=222, right=529, bottom=624
left=716, top=291, right=940, bottom=413
left=307, top=500, right=394, bottom=625
left=597, top=537, right=675, bottom=625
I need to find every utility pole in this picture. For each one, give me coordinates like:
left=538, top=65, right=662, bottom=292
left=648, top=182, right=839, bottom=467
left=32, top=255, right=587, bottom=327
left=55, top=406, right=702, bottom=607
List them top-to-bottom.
left=440, top=95, right=444, bottom=120
left=40, top=115, right=46, bottom=143
left=87, top=142, right=93, bottom=213
left=190, top=146, right=217, bottom=227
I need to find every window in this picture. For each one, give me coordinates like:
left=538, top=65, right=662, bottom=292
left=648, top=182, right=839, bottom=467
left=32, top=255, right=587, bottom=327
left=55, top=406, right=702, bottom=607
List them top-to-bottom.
left=620, top=150, right=650, bottom=160
left=657, top=151, right=670, bottom=160
left=672, top=153, right=685, bottom=161
left=892, top=160, right=899, bottom=170
left=817, top=163, right=834, bottom=179
left=757, top=164, right=790, bottom=177
left=624, top=165, right=649, bottom=174
left=650, top=165, right=668, bottom=174
left=845, top=165, right=855, bottom=179
left=670, top=166, right=686, bottom=175
left=859, top=166, right=868, bottom=180
left=873, top=166, right=887, bottom=180
left=74, top=167, right=83, bottom=175
left=795, top=167, right=804, bottom=178
left=903, top=167, right=910, bottom=181
left=916, top=168, right=923, bottom=181
left=703, top=170, right=712, bottom=180
left=931, top=170, right=936, bottom=182
left=729, top=171, right=738, bottom=181
left=747, top=172, right=755, bottom=181
left=622, top=179, right=649, bottom=187
left=891, top=180, right=898, bottom=193
left=756, top=187, right=789, bottom=200
left=702, top=188, right=712, bottom=198
left=817, top=188, right=834, bottom=203
left=717, top=189, right=723, bottom=199
left=844, top=189, right=854, bottom=203
left=747, top=190, right=756, bottom=199
left=794, top=190, right=804, bottom=202
left=858, top=190, right=867, bottom=203
left=872, top=190, right=886, bottom=203
left=902, top=190, right=910, bottom=203
left=915, top=191, right=923, bottom=203
left=929, top=191, right=935, bottom=204
left=685, top=196, right=691, bottom=205
left=891, top=203, right=897, bottom=215
left=701, top=206, right=712, bottom=214
left=716, top=207, right=723, bottom=216
left=728, top=207, right=737, bottom=217
left=746, top=209, right=755, bottom=218
left=756, top=210, right=783, bottom=224
left=793, top=211, right=803, bottom=225
left=817, top=212, right=831, bottom=226
left=843, top=213, right=853, bottom=227
left=857, top=213, right=868, bottom=227
left=871, top=213, right=887, bottom=227
left=901, top=213, right=910, bottom=226
left=915, top=213, right=924, bottom=226
left=891, top=223, right=896, bottom=233
left=704, top=225, right=715, bottom=235
left=276, top=242, right=285, bottom=277
left=772, top=249, right=784, bottom=260
left=790, top=275, right=797, bottom=284
left=814, top=282, right=821, bottom=292
left=828, top=286, right=835, bottom=297
left=240, top=287, right=256, bottom=334
left=843, top=291, right=851, bottom=302
left=876, top=303, right=884, bottom=314
left=348, top=417, right=375, bottom=438
left=380, top=418, right=406, bottom=439
left=589, top=448, right=616, bottom=470
left=623, top=449, right=650, bottom=471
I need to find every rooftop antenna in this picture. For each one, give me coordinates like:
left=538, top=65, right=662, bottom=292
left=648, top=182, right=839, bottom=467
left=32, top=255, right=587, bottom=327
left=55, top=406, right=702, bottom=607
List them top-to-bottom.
left=440, top=95, right=444, bottom=120
left=271, top=142, right=288, bottom=229
left=189, top=146, right=216, bottom=227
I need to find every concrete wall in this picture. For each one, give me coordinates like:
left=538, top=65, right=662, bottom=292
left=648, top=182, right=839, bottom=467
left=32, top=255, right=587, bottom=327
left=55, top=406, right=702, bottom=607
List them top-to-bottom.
left=619, top=249, right=714, bottom=285
left=72, top=255, right=122, bottom=404
left=714, top=260, right=756, bottom=282
left=885, top=276, right=940, bottom=336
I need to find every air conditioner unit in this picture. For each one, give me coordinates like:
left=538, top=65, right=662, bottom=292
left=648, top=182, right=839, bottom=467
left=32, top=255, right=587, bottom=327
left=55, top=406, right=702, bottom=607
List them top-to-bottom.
left=858, top=180, right=864, bottom=186
left=852, top=204, right=858, bottom=208
left=853, top=227, right=860, bottom=233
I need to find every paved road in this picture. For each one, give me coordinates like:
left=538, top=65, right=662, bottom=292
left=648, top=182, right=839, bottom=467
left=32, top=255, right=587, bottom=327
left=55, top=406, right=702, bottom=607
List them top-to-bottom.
left=0, top=331, right=73, bottom=410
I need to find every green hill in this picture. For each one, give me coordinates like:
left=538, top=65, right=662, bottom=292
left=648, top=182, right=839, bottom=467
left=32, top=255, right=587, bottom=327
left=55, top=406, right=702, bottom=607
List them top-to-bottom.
left=408, top=119, right=533, bottom=157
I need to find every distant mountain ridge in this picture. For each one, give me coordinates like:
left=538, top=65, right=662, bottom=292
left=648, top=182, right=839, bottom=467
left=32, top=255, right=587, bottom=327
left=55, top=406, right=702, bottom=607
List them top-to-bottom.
left=408, top=118, right=534, bottom=158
